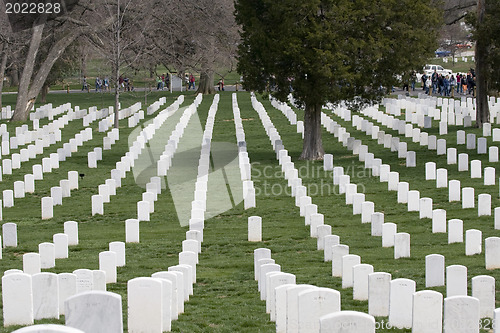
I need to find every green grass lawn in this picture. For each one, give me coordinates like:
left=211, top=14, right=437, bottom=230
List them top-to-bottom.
left=0, top=91, right=498, bottom=332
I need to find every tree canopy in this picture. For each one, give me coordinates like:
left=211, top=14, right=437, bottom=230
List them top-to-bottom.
left=235, top=0, right=442, bottom=159
left=467, top=0, right=500, bottom=93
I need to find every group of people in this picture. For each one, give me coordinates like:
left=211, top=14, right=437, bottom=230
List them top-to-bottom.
left=421, top=70, right=476, bottom=97
left=156, top=74, right=170, bottom=90
left=81, top=75, right=133, bottom=92
left=94, top=77, right=110, bottom=92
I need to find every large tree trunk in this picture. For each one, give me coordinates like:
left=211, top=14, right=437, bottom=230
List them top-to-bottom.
left=475, top=0, right=489, bottom=128
left=11, top=24, right=45, bottom=121
left=12, top=25, right=83, bottom=121
left=0, top=43, right=7, bottom=110
left=197, top=70, right=215, bottom=94
left=40, top=83, right=49, bottom=103
left=300, top=103, right=324, bottom=160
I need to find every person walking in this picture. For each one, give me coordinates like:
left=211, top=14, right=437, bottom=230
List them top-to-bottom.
left=431, top=70, right=438, bottom=95
left=410, top=71, right=417, bottom=91
left=421, top=73, right=428, bottom=92
left=188, top=74, right=196, bottom=90
left=425, top=75, right=432, bottom=95
left=450, top=75, right=456, bottom=96
left=82, top=76, right=89, bottom=92
left=95, top=77, right=102, bottom=92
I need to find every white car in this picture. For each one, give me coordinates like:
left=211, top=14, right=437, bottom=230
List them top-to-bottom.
left=423, top=64, right=453, bottom=77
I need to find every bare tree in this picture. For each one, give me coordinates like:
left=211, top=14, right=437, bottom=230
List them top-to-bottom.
left=86, top=0, right=157, bottom=128
left=146, top=0, right=238, bottom=94
left=9, top=1, right=115, bottom=121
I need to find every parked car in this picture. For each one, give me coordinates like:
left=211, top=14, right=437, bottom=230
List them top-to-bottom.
left=435, top=49, right=451, bottom=57
left=423, top=64, right=453, bottom=77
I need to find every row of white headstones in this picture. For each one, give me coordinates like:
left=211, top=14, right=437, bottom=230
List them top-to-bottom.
left=1, top=93, right=259, bottom=332
left=252, top=94, right=500, bottom=332
left=0, top=96, right=199, bottom=331
left=327, top=98, right=500, bottom=257
left=350, top=98, right=500, bottom=237
left=0, top=100, right=144, bottom=218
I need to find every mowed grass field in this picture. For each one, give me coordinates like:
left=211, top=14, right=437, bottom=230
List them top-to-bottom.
left=0, top=90, right=499, bottom=332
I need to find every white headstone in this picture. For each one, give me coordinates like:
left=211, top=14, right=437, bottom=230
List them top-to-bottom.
left=489, top=146, right=499, bottom=162
left=447, top=147, right=457, bottom=164
left=458, top=153, right=469, bottom=171
left=471, top=159, right=482, bottom=178
left=425, top=162, right=436, bottom=180
left=484, top=166, right=495, bottom=186
left=436, top=168, right=448, bottom=188
left=449, top=179, right=461, bottom=202
left=397, top=182, right=409, bottom=204
left=462, top=187, right=475, bottom=209
left=3, top=189, right=14, bottom=208
left=407, top=190, right=420, bottom=211
left=91, top=195, right=104, bottom=215
left=419, top=197, right=433, bottom=218
left=137, top=200, right=150, bottom=221
left=371, top=212, right=384, bottom=236
left=248, top=216, right=262, bottom=242
left=125, top=218, right=140, bottom=243
left=2, top=222, right=17, bottom=247
left=382, top=223, right=397, bottom=247
left=465, top=229, right=482, bottom=256
left=394, top=232, right=410, bottom=259
left=53, top=233, right=69, bottom=259
left=323, top=235, right=340, bottom=261
left=485, top=237, right=500, bottom=270
left=109, top=241, right=126, bottom=267
left=39, top=242, right=55, bottom=269
left=332, top=244, right=349, bottom=277
left=254, top=248, right=271, bottom=280
left=99, top=251, right=117, bottom=283
left=23, top=253, right=41, bottom=275
left=341, top=254, right=361, bottom=288
left=426, top=254, right=445, bottom=287
left=352, top=264, right=374, bottom=301
left=447, top=265, right=468, bottom=297
left=73, top=269, right=93, bottom=294
left=151, top=271, right=180, bottom=320
left=32, top=272, right=59, bottom=320
left=368, top=272, right=391, bottom=317
left=2, top=273, right=34, bottom=326
left=58, top=273, right=77, bottom=316
left=471, top=275, right=495, bottom=319
left=127, top=277, right=163, bottom=333
left=388, top=278, right=416, bottom=329
left=286, top=285, right=317, bottom=332
left=297, top=288, right=341, bottom=333
left=412, top=290, right=443, bottom=333
left=65, top=291, right=123, bottom=333
left=443, top=296, right=480, bottom=333
left=319, top=311, right=376, bottom=333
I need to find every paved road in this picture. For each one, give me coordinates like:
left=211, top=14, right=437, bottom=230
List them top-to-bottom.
left=1, top=84, right=243, bottom=96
